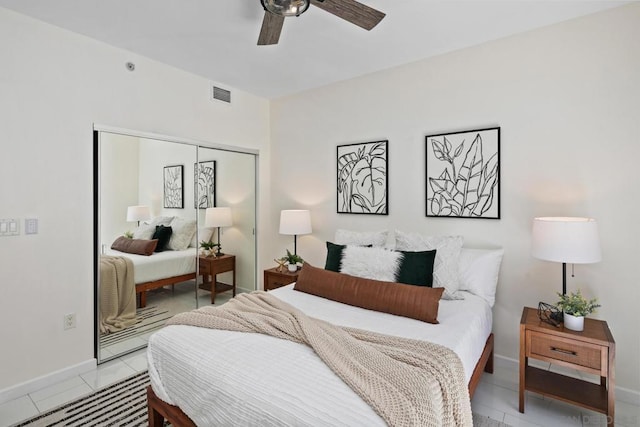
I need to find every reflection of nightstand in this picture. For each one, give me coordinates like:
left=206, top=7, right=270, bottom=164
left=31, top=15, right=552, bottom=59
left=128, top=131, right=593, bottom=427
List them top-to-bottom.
left=199, top=254, right=236, bottom=304
left=263, top=267, right=299, bottom=291
left=519, top=307, right=615, bottom=426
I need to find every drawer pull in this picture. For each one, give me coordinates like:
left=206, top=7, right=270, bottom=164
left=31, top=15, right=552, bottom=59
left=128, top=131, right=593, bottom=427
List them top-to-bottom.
left=550, top=347, right=577, bottom=356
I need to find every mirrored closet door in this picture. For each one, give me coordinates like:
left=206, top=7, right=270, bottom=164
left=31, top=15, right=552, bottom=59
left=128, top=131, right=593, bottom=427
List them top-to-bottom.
left=94, top=128, right=257, bottom=363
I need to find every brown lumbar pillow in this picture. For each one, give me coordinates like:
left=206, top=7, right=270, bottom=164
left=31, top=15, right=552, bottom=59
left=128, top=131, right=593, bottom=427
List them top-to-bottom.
left=111, top=236, right=158, bottom=256
left=294, top=263, right=444, bottom=324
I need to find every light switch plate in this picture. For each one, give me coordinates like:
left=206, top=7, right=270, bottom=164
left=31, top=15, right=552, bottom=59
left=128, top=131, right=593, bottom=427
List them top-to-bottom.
left=25, top=218, right=38, bottom=235
left=0, top=219, right=19, bottom=236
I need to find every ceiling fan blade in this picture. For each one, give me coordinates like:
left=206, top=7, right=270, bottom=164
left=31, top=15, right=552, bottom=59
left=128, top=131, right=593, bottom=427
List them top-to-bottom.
left=310, top=0, right=385, bottom=31
left=258, top=11, right=285, bottom=45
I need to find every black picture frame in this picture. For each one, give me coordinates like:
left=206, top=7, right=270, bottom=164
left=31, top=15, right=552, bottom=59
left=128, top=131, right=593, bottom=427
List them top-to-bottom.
left=425, top=127, right=500, bottom=219
left=336, top=140, right=388, bottom=215
left=194, top=160, right=216, bottom=209
left=163, top=165, right=184, bottom=209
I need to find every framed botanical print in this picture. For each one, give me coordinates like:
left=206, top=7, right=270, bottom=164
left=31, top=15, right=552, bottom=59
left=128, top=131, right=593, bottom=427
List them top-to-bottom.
left=425, top=127, right=500, bottom=219
left=337, top=140, right=388, bottom=215
left=194, top=160, right=216, bottom=209
left=163, top=165, right=184, bottom=209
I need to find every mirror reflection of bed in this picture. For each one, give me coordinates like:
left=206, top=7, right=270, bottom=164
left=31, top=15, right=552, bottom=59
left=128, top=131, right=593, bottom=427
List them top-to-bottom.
left=95, top=129, right=257, bottom=363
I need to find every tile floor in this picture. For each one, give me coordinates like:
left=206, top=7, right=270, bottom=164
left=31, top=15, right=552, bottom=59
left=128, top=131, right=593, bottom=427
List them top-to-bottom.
left=99, top=280, right=235, bottom=361
left=2, top=338, right=639, bottom=426
left=2, top=354, right=638, bottom=426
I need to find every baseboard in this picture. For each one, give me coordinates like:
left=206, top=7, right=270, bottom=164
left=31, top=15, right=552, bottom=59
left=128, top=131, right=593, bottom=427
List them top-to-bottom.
left=494, top=353, right=640, bottom=406
left=0, top=358, right=96, bottom=405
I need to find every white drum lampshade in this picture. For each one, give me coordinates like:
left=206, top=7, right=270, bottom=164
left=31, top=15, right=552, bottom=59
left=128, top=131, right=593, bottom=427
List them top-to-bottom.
left=126, top=205, right=151, bottom=225
left=279, top=210, right=312, bottom=255
left=531, top=217, right=601, bottom=295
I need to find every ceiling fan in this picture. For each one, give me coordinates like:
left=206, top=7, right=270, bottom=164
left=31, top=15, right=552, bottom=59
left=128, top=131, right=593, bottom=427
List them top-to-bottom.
left=258, top=0, right=385, bottom=45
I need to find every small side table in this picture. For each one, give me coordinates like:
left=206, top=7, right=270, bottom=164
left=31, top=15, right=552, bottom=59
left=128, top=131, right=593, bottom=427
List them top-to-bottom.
left=199, top=254, right=236, bottom=304
left=264, top=267, right=299, bottom=291
left=519, top=307, right=615, bottom=425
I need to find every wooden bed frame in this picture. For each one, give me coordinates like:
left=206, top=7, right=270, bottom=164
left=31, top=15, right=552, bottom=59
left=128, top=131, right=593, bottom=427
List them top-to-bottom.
left=136, top=273, right=197, bottom=308
left=146, top=332, right=495, bottom=426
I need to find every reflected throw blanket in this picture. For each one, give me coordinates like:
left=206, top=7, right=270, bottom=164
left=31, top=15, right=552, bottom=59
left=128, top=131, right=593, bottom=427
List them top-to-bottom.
left=99, top=255, right=138, bottom=334
left=167, top=291, right=472, bottom=427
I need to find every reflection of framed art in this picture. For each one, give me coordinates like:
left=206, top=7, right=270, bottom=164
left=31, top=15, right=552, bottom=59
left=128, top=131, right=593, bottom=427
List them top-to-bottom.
left=425, top=127, right=500, bottom=219
left=337, top=140, right=388, bottom=215
left=194, top=160, right=216, bottom=209
left=163, top=165, right=184, bottom=209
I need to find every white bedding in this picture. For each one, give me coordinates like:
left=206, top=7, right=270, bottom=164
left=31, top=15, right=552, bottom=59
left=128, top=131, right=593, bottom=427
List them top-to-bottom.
left=104, top=248, right=197, bottom=284
left=147, top=285, right=492, bottom=426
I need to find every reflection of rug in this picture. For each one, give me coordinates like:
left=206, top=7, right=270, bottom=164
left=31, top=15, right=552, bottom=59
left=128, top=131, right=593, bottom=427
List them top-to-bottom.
left=100, top=305, right=171, bottom=347
left=13, top=370, right=512, bottom=427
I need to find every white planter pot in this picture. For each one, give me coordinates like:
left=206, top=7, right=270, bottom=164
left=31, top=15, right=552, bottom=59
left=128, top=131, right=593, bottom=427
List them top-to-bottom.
left=288, top=264, right=297, bottom=272
left=563, top=313, right=585, bottom=332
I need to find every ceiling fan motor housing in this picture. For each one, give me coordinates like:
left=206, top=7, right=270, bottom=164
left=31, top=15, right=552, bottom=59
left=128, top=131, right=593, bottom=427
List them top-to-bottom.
left=261, top=0, right=310, bottom=17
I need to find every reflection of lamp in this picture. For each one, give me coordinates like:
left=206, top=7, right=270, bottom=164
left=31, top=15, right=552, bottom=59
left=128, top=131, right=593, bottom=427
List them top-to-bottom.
left=126, top=205, right=150, bottom=226
left=205, top=207, right=232, bottom=256
left=279, top=210, right=312, bottom=256
left=531, top=217, right=602, bottom=295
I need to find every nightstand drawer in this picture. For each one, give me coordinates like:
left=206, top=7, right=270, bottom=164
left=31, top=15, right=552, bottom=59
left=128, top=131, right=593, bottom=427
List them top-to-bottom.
left=199, top=260, right=211, bottom=275
left=263, top=268, right=299, bottom=291
left=266, top=275, right=296, bottom=290
left=527, top=331, right=603, bottom=372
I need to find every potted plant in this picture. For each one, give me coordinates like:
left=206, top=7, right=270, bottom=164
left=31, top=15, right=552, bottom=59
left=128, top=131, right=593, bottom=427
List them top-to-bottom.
left=123, top=231, right=134, bottom=239
left=199, top=240, right=220, bottom=257
left=281, top=249, right=304, bottom=272
left=555, top=290, right=600, bottom=332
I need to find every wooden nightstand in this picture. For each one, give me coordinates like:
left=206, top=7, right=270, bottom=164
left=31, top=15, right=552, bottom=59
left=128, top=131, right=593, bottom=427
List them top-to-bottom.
left=199, top=254, right=236, bottom=304
left=263, top=267, right=299, bottom=291
left=519, top=307, right=615, bottom=426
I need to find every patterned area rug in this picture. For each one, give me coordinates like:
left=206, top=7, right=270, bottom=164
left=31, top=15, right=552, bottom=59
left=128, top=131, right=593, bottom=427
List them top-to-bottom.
left=100, top=305, right=171, bottom=348
left=14, top=371, right=511, bottom=426
left=13, top=372, right=149, bottom=427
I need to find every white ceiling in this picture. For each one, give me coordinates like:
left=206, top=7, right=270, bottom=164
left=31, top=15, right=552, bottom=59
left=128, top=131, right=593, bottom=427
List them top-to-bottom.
left=0, top=0, right=628, bottom=99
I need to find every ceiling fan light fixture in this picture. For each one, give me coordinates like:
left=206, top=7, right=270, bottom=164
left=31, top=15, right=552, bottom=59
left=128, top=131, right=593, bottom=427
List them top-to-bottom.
left=261, top=0, right=310, bottom=17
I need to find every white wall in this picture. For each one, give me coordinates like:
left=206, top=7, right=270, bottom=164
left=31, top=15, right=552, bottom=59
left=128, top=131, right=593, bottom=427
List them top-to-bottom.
left=269, top=4, right=640, bottom=394
left=0, top=6, right=270, bottom=391
left=100, top=133, right=140, bottom=248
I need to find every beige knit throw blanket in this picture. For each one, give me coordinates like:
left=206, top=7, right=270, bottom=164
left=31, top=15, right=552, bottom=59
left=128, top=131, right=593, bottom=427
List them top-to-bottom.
left=99, top=255, right=138, bottom=334
left=167, top=291, right=473, bottom=427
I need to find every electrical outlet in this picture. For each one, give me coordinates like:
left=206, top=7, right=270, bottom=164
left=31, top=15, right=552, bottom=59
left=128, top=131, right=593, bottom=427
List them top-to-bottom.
left=64, top=313, right=76, bottom=330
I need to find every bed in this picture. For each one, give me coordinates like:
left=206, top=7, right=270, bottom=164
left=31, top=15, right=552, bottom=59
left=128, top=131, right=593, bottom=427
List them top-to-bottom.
left=103, top=215, right=206, bottom=307
left=146, top=230, right=503, bottom=426
left=104, top=248, right=198, bottom=307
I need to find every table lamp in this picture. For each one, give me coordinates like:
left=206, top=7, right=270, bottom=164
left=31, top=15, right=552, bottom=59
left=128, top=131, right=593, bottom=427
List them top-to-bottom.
left=126, top=205, right=150, bottom=226
left=205, top=207, right=232, bottom=256
left=279, top=210, right=312, bottom=256
left=531, top=216, right=601, bottom=296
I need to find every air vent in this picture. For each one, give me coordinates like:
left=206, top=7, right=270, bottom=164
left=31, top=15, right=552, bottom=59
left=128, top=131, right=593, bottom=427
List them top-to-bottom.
left=212, top=86, right=231, bottom=104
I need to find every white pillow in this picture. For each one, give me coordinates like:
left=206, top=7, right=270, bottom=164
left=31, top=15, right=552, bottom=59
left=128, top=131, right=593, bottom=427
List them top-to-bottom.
left=145, top=216, right=174, bottom=226
left=167, top=218, right=197, bottom=251
left=132, top=223, right=155, bottom=240
left=190, top=227, right=214, bottom=248
left=334, top=229, right=388, bottom=247
left=395, top=230, right=464, bottom=300
left=340, top=246, right=401, bottom=282
left=458, top=248, right=504, bottom=307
